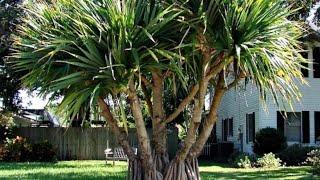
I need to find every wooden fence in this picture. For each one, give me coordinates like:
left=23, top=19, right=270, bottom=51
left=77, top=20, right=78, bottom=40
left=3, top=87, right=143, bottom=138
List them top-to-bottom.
left=15, top=127, right=178, bottom=160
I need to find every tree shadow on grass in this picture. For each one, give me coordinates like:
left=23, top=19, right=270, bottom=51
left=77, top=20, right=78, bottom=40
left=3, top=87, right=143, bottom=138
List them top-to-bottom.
left=199, top=161, right=231, bottom=168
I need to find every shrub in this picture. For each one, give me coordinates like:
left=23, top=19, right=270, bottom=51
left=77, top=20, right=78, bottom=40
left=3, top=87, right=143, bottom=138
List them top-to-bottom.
left=253, top=127, right=287, bottom=156
left=2, top=136, right=32, bottom=162
left=0, top=137, right=57, bottom=162
left=31, top=140, right=57, bottom=162
left=0, top=144, right=8, bottom=161
left=278, top=144, right=316, bottom=166
left=305, top=149, right=320, bottom=175
left=230, top=152, right=256, bottom=168
left=256, top=153, right=282, bottom=168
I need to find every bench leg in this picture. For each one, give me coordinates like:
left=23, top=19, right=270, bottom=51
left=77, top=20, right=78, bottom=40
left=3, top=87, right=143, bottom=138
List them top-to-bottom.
left=113, top=159, right=115, bottom=166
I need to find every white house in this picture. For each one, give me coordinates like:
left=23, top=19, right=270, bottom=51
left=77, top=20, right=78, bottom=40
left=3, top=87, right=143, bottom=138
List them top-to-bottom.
left=217, top=42, right=320, bottom=153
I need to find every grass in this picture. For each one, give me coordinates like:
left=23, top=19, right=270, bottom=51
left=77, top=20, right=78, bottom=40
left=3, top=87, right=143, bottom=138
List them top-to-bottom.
left=0, top=160, right=315, bottom=179
left=0, top=161, right=126, bottom=180
left=200, top=161, right=315, bottom=179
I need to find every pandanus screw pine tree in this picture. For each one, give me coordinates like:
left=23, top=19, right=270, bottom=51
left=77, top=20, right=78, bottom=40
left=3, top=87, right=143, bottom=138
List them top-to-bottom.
left=11, top=0, right=306, bottom=179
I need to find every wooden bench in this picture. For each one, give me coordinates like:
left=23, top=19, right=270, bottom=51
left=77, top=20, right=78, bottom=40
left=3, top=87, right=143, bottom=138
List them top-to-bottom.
left=105, top=147, right=137, bottom=166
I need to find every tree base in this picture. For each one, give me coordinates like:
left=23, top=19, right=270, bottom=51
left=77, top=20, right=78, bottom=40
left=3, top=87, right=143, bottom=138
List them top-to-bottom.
left=153, top=151, right=169, bottom=174
left=127, top=157, right=200, bottom=180
left=127, top=158, right=163, bottom=180
left=164, top=158, right=200, bottom=180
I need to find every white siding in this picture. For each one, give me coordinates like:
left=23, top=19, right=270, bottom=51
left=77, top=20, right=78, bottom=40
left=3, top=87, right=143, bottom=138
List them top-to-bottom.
left=217, top=44, right=320, bottom=153
left=260, top=45, right=320, bottom=145
left=217, top=82, right=260, bottom=153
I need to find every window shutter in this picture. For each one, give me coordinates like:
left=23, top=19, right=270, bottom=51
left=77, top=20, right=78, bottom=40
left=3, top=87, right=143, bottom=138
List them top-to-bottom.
left=313, top=47, right=320, bottom=78
left=301, top=52, right=309, bottom=77
left=277, top=111, right=285, bottom=136
left=302, top=111, right=310, bottom=143
left=252, top=112, right=256, bottom=141
left=315, top=112, right=320, bottom=143
left=246, top=114, right=249, bottom=144
left=229, top=118, right=233, bottom=136
left=221, top=119, right=224, bottom=141
left=224, top=119, right=228, bottom=141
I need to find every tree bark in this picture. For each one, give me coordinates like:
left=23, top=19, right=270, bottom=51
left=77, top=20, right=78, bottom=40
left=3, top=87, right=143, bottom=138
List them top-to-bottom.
left=151, top=72, right=169, bottom=174
left=128, top=79, right=154, bottom=176
left=128, top=158, right=163, bottom=180
left=163, top=158, right=200, bottom=180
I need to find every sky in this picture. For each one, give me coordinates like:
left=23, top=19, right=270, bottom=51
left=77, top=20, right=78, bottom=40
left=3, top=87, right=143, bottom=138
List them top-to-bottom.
left=17, top=90, right=212, bottom=110
left=19, top=90, right=49, bottom=109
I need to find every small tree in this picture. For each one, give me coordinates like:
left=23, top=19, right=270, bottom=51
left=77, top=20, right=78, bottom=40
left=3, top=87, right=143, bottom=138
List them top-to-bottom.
left=0, top=0, right=23, bottom=111
left=11, top=0, right=306, bottom=179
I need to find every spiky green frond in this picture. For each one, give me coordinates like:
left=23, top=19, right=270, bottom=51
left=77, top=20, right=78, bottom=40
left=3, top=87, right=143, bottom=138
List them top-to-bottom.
left=11, top=0, right=189, bottom=118
left=205, top=0, right=307, bottom=105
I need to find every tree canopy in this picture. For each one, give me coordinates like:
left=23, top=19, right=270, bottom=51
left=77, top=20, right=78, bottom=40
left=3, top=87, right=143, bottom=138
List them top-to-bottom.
left=11, top=0, right=307, bottom=179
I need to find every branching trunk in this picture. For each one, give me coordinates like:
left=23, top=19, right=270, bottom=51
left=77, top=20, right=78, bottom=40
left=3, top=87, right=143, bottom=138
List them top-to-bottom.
left=99, top=43, right=231, bottom=180
left=177, top=45, right=211, bottom=161
left=177, top=79, right=208, bottom=161
left=189, top=81, right=226, bottom=158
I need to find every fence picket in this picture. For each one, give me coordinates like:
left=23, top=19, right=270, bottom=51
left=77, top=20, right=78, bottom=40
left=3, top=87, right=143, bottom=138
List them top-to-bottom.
left=15, top=127, right=178, bottom=160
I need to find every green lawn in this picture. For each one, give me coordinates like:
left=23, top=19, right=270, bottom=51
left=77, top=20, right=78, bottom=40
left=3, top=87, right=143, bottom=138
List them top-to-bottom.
left=0, top=160, right=316, bottom=179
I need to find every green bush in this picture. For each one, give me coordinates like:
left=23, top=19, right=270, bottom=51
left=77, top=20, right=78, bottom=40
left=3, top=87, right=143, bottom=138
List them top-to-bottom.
left=253, top=127, right=287, bottom=156
left=0, top=136, right=32, bottom=162
left=0, top=137, right=57, bottom=162
left=278, top=144, right=316, bottom=166
left=305, top=149, right=320, bottom=175
left=256, top=153, right=282, bottom=168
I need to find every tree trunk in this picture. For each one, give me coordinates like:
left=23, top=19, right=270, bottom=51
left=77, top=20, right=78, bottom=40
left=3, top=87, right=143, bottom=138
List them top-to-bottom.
left=151, top=72, right=169, bottom=174
left=128, top=80, right=154, bottom=175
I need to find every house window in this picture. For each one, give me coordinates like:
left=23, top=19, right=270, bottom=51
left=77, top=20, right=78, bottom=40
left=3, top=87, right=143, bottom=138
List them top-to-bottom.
left=313, top=47, right=320, bottom=78
left=300, top=52, right=309, bottom=78
left=278, top=111, right=310, bottom=143
left=285, top=112, right=301, bottom=142
left=315, top=112, right=320, bottom=142
left=246, top=113, right=255, bottom=143
left=222, top=118, right=233, bottom=141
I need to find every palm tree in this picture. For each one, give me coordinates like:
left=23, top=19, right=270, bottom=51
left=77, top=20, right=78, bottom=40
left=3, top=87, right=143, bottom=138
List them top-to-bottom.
left=11, top=0, right=306, bottom=179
